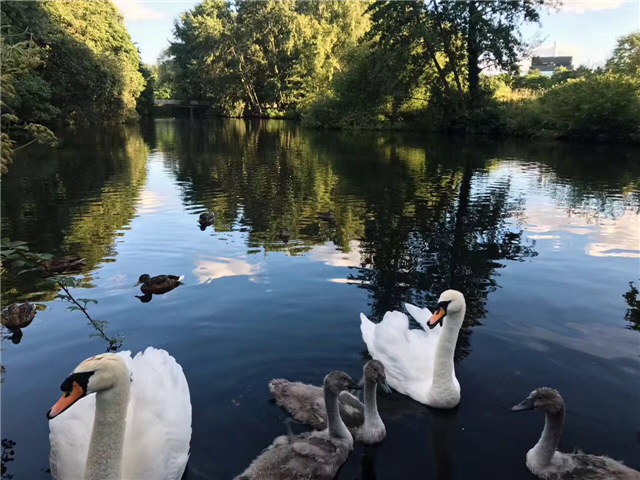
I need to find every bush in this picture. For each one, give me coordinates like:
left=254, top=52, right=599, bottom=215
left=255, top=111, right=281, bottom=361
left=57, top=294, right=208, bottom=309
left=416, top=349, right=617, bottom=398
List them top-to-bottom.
left=539, top=72, right=640, bottom=137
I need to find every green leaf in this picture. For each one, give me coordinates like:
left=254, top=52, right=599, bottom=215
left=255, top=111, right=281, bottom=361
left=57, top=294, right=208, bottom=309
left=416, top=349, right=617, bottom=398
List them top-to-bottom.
left=12, top=260, right=25, bottom=268
left=17, top=267, right=39, bottom=276
left=77, top=298, right=98, bottom=305
left=66, top=306, right=81, bottom=312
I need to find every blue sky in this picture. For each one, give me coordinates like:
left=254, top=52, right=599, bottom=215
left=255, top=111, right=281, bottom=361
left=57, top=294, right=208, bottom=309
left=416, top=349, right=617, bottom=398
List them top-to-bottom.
left=115, top=0, right=639, bottom=68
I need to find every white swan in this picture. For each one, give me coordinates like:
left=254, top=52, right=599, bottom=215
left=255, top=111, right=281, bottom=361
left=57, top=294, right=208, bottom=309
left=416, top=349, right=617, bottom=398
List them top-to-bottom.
left=360, top=289, right=465, bottom=408
left=47, top=347, right=192, bottom=480
left=512, top=388, right=640, bottom=480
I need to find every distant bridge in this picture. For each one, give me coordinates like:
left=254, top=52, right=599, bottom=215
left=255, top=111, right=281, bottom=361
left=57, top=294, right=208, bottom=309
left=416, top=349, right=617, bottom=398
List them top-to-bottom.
left=153, top=99, right=213, bottom=118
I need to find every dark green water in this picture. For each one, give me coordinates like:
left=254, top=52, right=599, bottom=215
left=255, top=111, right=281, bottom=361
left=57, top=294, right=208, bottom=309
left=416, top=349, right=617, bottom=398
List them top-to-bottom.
left=2, top=119, right=639, bottom=479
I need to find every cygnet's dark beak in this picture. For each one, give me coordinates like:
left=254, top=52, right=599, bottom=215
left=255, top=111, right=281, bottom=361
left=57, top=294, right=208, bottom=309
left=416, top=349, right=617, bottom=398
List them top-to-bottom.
left=378, top=377, right=392, bottom=395
left=348, top=379, right=362, bottom=391
left=512, top=397, right=535, bottom=412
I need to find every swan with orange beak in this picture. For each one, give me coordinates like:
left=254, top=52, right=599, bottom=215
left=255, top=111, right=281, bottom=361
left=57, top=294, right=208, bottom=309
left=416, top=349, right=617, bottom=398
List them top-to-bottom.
left=360, top=290, right=466, bottom=408
left=47, top=348, right=191, bottom=480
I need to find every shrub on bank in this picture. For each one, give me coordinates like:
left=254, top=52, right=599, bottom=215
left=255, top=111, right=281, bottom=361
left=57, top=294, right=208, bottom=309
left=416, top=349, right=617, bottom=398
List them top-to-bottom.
left=537, top=73, right=640, bottom=138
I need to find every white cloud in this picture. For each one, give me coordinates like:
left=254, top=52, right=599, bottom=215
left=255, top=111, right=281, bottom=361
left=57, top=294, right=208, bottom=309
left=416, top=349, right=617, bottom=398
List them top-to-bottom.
left=115, top=1, right=164, bottom=21
left=558, top=1, right=624, bottom=13
left=308, top=241, right=363, bottom=268
left=193, top=256, right=261, bottom=284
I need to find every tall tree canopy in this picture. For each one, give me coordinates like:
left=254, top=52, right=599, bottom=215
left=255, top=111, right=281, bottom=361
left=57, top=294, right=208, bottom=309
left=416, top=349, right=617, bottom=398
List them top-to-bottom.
left=1, top=0, right=144, bottom=125
left=163, top=0, right=370, bottom=116
left=366, top=0, right=549, bottom=104
left=606, top=32, right=640, bottom=78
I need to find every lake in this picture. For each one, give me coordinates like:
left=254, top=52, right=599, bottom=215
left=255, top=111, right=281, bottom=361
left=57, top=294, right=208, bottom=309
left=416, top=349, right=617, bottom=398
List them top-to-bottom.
left=2, top=119, right=639, bottom=479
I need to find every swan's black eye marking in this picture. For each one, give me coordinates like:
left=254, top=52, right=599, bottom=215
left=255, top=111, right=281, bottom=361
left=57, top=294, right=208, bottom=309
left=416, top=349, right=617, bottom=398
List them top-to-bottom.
left=436, top=300, right=452, bottom=313
left=60, top=371, right=94, bottom=395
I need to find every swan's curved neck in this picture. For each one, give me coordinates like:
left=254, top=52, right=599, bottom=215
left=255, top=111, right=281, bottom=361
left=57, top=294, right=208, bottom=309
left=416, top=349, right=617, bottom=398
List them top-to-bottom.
left=431, top=309, right=464, bottom=392
left=84, top=374, right=130, bottom=480
left=363, top=377, right=382, bottom=428
left=325, top=388, right=353, bottom=448
left=532, top=408, right=564, bottom=467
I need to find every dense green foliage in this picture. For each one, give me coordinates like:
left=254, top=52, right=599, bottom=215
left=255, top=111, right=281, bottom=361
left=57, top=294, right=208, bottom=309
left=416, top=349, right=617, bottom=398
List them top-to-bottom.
left=1, top=0, right=148, bottom=174
left=2, top=0, right=144, bottom=125
left=161, top=0, right=370, bottom=116
left=304, top=25, right=640, bottom=139
left=607, top=32, right=640, bottom=78
left=1, top=33, right=58, bottom=173
left=136, top=62, right=157, bottom=117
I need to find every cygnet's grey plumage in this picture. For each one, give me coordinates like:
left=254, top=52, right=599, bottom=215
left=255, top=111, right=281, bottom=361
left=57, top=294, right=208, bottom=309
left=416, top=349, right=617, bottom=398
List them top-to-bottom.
left=269, top=360, right=391, bottom=444
left=237, top=371, right=359, bottom=480
left=512, top=387, right=640, bottom=480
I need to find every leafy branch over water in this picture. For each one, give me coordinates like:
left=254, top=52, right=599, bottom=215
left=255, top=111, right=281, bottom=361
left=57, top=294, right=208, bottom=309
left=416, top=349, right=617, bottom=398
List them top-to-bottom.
left=0, top=239, right=123, bottom=351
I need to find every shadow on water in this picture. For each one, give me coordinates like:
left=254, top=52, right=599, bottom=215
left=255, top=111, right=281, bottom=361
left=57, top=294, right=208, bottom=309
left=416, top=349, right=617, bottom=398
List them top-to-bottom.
left=1, top=119, right=639, bottom=478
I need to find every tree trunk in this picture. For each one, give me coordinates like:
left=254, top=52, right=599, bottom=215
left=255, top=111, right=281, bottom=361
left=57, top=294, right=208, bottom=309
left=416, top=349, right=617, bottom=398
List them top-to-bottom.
left=431, top=0, right=463, bottom=96
left=467, top=1, right=481, bottom=104
left=425, top=42, right=452, bottom=98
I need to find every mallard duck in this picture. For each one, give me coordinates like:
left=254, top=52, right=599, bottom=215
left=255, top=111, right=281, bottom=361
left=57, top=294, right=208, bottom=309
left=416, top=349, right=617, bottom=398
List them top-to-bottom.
left=317, top=210, right=335, bottom=222
left=198, top=212, right=215, bottom=227
left=279, top=228, right=291, bottom=242
left=44, top=256, right=85, bottom=275
left=135, top=274, right=183, bottom=295
left=1, top=302, right=36, bottom=329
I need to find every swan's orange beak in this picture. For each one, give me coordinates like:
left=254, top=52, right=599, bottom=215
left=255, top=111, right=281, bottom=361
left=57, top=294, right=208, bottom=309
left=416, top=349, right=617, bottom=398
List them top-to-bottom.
left=428, top=308, right=446, bottom=329
left=47, top=381, right=84, bottom=419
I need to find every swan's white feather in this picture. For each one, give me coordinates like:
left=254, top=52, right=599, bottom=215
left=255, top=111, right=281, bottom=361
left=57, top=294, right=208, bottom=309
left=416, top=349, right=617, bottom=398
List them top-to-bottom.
left=404, top=302, right=432, bottom=331
left=359, top=308, right=459, bottom=405
left=359, top=313, right=377, bottom=357
left=49, top=347, right=191, bottom=480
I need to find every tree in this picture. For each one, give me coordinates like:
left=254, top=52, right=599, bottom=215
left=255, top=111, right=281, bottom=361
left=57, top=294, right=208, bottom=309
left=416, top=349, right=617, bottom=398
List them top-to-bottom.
left=164, top=0, right=370, bottom=116
left=1, top=1, right=144, bottom=125
left=366, top=1, right=551, bottom=104
left=1, top=30, right=57, bottom=174
left=606, top=32, right=640, bottom=78
left=136, top=61, right=156, bottom=117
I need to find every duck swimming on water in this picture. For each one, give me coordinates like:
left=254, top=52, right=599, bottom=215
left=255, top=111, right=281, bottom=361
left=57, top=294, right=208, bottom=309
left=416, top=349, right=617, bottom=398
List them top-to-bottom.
left=198, top=212, right=215, bottom=229
left=135, top=274, right=183, bottom=295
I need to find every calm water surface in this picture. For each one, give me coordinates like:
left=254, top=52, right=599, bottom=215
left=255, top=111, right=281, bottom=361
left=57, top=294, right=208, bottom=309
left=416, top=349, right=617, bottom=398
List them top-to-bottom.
left=2, top=119, right=639, bottom=479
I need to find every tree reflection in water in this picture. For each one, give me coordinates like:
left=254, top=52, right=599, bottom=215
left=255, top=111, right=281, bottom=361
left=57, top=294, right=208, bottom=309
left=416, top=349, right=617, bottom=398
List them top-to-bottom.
left=623, top=281, right=640, bottom=332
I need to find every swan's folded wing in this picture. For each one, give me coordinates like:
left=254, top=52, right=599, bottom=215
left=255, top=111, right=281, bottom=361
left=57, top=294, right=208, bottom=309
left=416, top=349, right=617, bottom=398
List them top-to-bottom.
left=405, top=303, right=434, bottom=332
left=360, top=313, right=377, bottom=357
left=123, top=347, right=192, bottom=480
left=49, top=351, right=134, bottom=480
left=269, top=379, right=327, bottom=429
left=338, top=391, right=365, bottom=428
left=237, top=432, right=349, bottom=480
